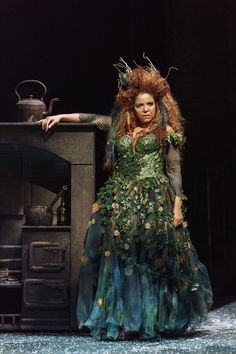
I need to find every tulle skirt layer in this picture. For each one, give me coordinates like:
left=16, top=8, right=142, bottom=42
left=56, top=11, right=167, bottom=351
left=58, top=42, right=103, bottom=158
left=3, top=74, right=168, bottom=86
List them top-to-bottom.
left=76, top=175, right=213, bottom=340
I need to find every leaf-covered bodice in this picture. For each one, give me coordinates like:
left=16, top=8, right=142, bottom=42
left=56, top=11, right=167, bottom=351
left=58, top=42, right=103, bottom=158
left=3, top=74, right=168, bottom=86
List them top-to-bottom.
left=115, top=133, right=168, bottom=182
left=116, top=133, right=159, bottom=156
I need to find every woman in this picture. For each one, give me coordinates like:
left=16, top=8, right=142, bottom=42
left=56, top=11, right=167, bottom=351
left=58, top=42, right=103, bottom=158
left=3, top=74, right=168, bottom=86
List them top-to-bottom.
left=40, top=59, right=213, bottom=340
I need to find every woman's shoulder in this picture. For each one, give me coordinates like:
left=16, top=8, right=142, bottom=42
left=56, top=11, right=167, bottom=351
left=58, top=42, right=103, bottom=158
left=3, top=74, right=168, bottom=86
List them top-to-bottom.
left=165, top=125, right=186, bottom=148
left=166, top=125, right=175, bottom=135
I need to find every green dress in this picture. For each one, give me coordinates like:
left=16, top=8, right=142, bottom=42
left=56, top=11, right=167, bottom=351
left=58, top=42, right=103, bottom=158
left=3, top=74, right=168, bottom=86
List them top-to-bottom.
left=76, top=130, right=213, bottom=340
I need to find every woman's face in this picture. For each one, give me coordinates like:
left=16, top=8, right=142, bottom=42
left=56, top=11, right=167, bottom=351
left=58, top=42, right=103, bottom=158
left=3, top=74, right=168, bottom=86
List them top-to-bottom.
left=134, top=93, right=156, bottom=126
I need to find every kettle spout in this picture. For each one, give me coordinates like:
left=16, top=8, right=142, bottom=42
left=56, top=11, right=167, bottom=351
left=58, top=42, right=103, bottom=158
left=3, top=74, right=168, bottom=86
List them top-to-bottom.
left=43, top=97, right=59, bottom=117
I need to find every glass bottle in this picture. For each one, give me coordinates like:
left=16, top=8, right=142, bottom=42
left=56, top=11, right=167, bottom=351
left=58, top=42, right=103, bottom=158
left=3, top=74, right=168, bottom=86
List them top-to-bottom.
left=57, top=194, right=67, bottom=225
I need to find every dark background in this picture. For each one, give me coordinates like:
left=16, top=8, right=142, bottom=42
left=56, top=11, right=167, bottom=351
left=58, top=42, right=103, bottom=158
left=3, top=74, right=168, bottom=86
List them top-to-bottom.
left=0, top=0, right=235, bottom=303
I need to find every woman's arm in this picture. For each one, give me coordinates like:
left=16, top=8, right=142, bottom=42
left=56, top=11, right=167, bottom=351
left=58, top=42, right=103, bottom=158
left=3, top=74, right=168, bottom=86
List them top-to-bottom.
left=39, top=113, right=112, bottom=132
left=164, top=126, right=186, bottom=228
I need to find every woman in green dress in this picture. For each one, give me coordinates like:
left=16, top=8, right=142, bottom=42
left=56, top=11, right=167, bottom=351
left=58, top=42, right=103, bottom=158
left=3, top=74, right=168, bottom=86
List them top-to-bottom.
left=40, top=59, right=213, bottom=340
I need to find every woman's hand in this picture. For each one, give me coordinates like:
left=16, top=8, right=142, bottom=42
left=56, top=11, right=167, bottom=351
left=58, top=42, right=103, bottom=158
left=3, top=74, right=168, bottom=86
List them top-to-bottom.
left=38, top=115, right=62, bottom=132
left=173, top=196, right=183, bottom=228
left=173, top=206, right=184, bottom=228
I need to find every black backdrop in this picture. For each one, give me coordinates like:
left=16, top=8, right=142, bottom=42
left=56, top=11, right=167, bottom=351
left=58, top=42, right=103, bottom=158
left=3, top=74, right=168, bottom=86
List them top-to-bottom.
left=0, top=0, right=235, bottom=303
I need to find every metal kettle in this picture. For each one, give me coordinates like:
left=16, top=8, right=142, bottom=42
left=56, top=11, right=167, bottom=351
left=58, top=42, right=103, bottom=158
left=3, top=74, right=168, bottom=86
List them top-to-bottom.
left=15, top=79, right=59, bottom=122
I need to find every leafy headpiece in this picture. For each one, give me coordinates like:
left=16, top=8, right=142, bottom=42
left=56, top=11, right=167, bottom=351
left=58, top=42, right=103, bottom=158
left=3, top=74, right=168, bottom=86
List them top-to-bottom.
left=113, top=54, right=177, bottom=98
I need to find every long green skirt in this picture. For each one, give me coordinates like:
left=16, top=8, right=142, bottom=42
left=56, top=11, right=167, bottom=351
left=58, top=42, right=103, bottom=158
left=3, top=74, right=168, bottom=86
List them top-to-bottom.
left=76, top=171, right=213, bottom=340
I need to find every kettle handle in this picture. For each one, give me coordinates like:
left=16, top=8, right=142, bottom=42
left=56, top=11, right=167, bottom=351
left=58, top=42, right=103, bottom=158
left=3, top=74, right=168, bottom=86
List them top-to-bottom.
left=15, top=80, right=47, bottom=100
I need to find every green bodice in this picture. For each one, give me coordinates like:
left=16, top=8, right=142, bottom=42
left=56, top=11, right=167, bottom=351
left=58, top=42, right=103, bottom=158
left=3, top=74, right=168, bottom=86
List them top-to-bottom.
left=115, top=133, right=168, bottom=183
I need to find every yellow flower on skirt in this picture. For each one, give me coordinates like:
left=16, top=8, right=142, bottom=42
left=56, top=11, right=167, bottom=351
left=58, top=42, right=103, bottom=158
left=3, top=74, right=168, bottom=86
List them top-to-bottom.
left=144, top=222, right=152, bottom=229
left=113, top=230, right=120, bottom=237
left=104, top=250, right=111, bottom=257
left=80, top=255, right=89, bottom=265
left=97, top=298, right=103, bottom=307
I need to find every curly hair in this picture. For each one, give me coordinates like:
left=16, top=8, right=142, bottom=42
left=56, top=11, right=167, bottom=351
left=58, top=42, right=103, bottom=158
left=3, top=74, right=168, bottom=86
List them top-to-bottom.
left=105, top=65, right=184, bottom=171
left=114, top=66, right=183, bottom=136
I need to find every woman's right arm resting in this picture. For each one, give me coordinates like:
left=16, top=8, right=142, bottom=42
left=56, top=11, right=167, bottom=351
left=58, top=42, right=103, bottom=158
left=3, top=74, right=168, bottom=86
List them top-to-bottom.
left=39, top=113, right=112, bottom=132
left=79, top=113, right=112, bottom=131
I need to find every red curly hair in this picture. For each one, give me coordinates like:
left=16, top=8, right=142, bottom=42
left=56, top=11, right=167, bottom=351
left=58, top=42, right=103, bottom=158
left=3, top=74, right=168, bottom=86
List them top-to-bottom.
left=104, top=65, right=184, bottom=171
left=114, top=66, right=184, bottom=141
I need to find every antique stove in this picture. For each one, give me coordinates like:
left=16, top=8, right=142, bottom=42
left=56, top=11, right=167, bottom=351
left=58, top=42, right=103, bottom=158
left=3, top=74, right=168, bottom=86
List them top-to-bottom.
left=0, top=122, right=105, bottom=330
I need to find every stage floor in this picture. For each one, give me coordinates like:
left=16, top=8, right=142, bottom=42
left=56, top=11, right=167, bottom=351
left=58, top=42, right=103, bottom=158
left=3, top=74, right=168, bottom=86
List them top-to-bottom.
left=0, top=301, right=236, bottom=354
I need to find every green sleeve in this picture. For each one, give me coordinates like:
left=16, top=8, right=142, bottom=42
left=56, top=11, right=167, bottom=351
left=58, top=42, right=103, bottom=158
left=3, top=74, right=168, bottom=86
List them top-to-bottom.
left=79, top=113, right=112, bottom=131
